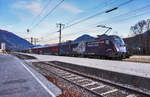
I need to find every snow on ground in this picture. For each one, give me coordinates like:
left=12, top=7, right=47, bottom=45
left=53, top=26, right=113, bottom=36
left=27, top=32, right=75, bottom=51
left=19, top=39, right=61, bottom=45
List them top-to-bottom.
left=21, top=53, right=150, bottom=79
left=124, top=55, right=150, bottom=63
left=130, top=55, right=150, bottom=59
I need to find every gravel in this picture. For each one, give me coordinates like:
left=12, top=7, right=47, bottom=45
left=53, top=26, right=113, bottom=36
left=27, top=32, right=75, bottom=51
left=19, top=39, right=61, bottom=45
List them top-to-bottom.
left=28, top=62, right=99, bottom=97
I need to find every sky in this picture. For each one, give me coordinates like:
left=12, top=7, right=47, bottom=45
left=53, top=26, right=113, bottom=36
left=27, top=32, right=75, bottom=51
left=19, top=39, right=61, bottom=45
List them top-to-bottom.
left=0, top=0, right=150, bottom=44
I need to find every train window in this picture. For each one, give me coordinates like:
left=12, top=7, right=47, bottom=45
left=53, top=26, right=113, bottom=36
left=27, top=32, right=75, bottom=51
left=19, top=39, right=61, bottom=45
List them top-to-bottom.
left=113, top=37, right=125, bottom=46
left=105, top=40, right=110, bottom=45
left=87, top=42, right=99, bottom=46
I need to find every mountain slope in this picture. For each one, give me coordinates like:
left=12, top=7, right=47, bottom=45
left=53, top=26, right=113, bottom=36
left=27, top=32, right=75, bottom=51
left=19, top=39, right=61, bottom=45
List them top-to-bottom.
left=0, top=29, right=32, bottom=51
left=74, top=34, right=95, bottom=43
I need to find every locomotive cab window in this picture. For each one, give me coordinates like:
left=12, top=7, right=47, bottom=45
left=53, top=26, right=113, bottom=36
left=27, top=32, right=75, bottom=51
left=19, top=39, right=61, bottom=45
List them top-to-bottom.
left=105, top=40, right=110, bottom=45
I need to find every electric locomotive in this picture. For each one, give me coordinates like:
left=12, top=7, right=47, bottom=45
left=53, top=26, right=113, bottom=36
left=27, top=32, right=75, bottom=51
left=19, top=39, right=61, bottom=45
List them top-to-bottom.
left=29, top=34, right=130, bottom=59
left=59, top=34, right=130, bottom=59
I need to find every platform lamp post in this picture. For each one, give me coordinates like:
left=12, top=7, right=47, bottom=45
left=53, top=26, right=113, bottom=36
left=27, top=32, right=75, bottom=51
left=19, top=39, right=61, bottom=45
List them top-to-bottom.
left=27, top=29, right=33, bottom=49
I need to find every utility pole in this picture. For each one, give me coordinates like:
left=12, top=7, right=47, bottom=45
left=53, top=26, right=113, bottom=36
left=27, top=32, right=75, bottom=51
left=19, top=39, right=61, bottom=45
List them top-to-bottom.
left=56, top=23, right=65, bottom=55
left=26, top=29, right=39, bottom=48
left=25, top=37, right=39, bottom=46
left=30, top=37, right=33, bottom=48
left=31, top=37, right=33, bottom=45
left=34, top=38, right=38, bottom=46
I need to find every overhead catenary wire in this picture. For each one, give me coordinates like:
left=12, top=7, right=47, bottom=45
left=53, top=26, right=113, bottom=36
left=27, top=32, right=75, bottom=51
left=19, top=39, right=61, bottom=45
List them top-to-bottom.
left=27, top=0, right=52, bottom=29
left=29, top=0, right=64, bottom=31
left=41, top=0, right=135, bottom=44
left=43, top=0, right=116, bottom=37
left=47, top=0, right=148, bottom=39
left=63, top=0, right=134, bottom=30
left=65, top=0, right=117, bottom=25
left=118, top=0, right=134, bottom=7
left=56, top=1, right=150, bottom=41
left=69, top=2, right=150, bottom=35
left=94, top=3, right=150, bottom=25
left=63, top=9, right=150, bottom=39
left=65, top=10, right=150, bottom=38
left=112, top=10, right=150, bottom=23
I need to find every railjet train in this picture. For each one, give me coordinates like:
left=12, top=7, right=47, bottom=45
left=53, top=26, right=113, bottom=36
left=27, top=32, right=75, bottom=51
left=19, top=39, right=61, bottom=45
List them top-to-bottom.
left=29, top=34, right=130, bottom=59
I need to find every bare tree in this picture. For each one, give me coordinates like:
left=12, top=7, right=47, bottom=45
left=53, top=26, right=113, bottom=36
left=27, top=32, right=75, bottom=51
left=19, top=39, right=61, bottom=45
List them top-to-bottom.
left=146, top=19, right=150, bottom=31
left=130, top=20, right=147, bottom=54
left=137, top=20, right=146, bottom=33
left=130, top=26, right=137, bottom=35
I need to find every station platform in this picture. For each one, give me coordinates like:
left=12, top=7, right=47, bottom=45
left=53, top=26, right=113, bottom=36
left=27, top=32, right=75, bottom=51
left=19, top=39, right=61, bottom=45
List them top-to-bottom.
left=23, top=53, right=150, bottom=79
left=0, top=54, right=61, bottom=97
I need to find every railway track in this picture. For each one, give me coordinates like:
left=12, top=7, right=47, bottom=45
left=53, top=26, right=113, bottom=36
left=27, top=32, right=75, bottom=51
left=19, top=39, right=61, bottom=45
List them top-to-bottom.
left=30, top=61, right=149, bottom=97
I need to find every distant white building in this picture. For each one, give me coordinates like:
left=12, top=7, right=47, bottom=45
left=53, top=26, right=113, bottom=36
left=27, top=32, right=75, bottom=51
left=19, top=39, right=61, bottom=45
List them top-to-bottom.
left=0, top=42, right=6, bottom=53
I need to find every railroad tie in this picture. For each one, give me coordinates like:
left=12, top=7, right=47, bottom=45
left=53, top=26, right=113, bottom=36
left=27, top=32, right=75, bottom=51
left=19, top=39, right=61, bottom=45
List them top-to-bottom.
left=57, top=71, right=65, bottom=73
left=57, top=72, right=68, bottom=75
left=61, top=73, right=71, bottom=76
left=66, top=75, right=75, bottom=78
left=69, top=76, right=82, bottom=80
left=76, top=79, right=89, bottom=83
left=82, top=82, right=98, bottom=87
left=90, top=85, right=106, bottom=90
left=101, top=89, right=118, bottom=95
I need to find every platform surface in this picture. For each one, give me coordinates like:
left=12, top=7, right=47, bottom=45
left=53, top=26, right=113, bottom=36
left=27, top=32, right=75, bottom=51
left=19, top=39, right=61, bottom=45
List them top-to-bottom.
left=22, top=53, right=150, bottom=79
left=0, top=54, right=61, bottom=97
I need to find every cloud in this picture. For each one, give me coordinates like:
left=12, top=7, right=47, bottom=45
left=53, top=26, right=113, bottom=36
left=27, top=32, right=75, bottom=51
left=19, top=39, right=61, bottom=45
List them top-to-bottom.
left=12, top=1, right=42, bottom=15
left=12, top=1, right=27, bottom=8
left=26, top=2, right=42, bottom=15
left=61, top=3, right=84, bottom=14
left=40, top=21, right=50, bottom=27
left=0, top=25, right=13, bottom=31
left=85, top=27, right=98, bottom=32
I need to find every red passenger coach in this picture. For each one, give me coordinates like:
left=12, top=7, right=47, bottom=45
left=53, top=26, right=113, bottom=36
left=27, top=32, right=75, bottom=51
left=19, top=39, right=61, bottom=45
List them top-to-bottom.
left=31, top=44, right=58, bottom=55
left=51, top=46, right=58, bottom=52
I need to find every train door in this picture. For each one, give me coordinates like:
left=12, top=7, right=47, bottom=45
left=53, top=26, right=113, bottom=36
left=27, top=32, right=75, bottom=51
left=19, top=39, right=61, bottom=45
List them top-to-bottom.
left=104, top=39, right=114, bottom=52
left=99, top=40, right=106, bottom=55
left=68, top=42, right=72, bottom=56
left=86, top=42, right=99, bottom=55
